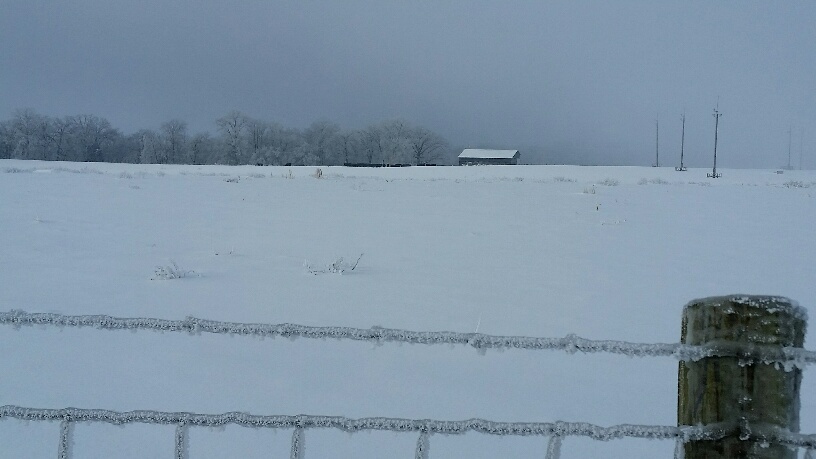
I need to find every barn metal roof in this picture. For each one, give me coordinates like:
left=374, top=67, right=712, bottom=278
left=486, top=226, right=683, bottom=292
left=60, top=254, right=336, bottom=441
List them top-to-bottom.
left=458, top=149, right=519, bottom=159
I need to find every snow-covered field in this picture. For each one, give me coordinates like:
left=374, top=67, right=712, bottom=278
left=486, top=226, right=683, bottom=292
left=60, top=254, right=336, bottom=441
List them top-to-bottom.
left=2, top=159, right=815, bottom=458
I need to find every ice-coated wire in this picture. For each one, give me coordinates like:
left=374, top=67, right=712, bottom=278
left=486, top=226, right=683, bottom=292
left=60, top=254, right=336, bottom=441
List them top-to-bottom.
left=3, top=310, right=815, bottom=366
left=0, top=405, right=708, bottom=441
left=3, top=405, right=816, bottom=453
left=59, top=419, right=71, bottom=459
left=175, top=423, right=187, bottom=459
left=291, top=427, right=304, bottom=459
left=415, top=431, right=429, bottom=459
left=545, top=435, right=562, bottom=459
left=673, top=438, right=684, bottom=459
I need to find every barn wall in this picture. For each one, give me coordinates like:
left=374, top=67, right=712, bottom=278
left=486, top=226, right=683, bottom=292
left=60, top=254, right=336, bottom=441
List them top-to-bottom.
left=458, top=157, right=518, bottom=166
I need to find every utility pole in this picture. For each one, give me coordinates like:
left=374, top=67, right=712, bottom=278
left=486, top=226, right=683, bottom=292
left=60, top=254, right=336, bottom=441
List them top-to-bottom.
left=708, top=107, right=722, bottom=178
left=676, top=112, right=687, bottom=171
left=653, top=115, right=660, bottom=167
left=799, top=127, right=804, bottom=170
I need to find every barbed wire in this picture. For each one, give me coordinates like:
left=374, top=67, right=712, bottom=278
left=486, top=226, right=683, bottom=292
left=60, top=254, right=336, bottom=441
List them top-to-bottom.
left=2, top=310, right=815, bottom=367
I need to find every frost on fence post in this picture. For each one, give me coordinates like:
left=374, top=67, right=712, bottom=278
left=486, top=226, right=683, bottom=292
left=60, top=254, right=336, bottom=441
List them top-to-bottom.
left=678, top=295, right=807, bottom=458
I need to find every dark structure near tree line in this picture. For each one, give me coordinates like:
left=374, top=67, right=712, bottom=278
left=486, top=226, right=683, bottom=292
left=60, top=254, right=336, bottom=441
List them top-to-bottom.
left=458, top=149, right=520, bottom=166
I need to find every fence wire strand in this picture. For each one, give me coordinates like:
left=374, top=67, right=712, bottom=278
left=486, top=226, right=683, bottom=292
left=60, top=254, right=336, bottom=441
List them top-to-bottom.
left=3, top=310, right=815, bottom=367
left=3, top=405, right=816, bottom=450
left=58, top=419, right=71, bottom=459
left=175, top=423, right=187, bottom=459
left=291, top=427, right=304, bottom=459
left=415, top=431, right=429, bottom=459
left=545, top=434, right=562, bottom=459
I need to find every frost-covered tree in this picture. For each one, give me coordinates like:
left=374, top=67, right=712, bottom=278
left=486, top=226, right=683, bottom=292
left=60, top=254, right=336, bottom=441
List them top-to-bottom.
left=0, top=108, right=450, bottom=166
left=10, top=108, right=42, bottom=159
left=216, top=111, right=247, bottom=165
left=69, top=114, right=118, bottom=162
left=48, top=117, right=73, bottom=162
left=244, top=117, right=269, bottom=165
left=159, top=119, right=188, bottom=164
left=381, top=119, right=411, bottom=164
left=303, top=120, right=340, bottom=165
left=359, top=120, right=413, bottom=164
left=0, top=121, right=13, bottom=159
left=265, top=123, right=304, bottom=165
left=361, top=124, right=384, bottom=164
left=407, top=126, right=448, bottom=165
left=138, top=129, right=160, bottom=164
left=338, top=130, right=361, bottom=165
left=189, top=132, right=214, bottom=165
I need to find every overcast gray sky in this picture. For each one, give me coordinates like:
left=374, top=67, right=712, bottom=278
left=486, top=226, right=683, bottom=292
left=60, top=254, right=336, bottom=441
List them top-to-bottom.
left=2, top=1, right=814, bottom=168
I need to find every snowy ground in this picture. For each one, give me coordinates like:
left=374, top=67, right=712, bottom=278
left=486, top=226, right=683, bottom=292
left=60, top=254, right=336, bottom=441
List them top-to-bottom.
left=2, top=159, right=815, bottom=458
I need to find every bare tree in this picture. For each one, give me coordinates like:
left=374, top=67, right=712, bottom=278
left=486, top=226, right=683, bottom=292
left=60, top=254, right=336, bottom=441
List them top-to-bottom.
left=408, top=126, right=448, bottom=165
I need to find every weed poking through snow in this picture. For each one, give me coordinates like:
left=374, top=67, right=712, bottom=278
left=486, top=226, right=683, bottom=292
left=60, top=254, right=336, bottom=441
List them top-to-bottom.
left=305, top=254, right=363, bottom=275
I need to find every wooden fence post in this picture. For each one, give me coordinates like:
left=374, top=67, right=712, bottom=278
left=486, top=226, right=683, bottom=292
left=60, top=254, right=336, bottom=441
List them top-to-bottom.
left=678, top=295, right=806, bottom=458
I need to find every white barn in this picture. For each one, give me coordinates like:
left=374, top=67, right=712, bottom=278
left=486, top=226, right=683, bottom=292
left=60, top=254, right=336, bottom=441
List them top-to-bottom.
left=458, top=149, right=520, bottom=166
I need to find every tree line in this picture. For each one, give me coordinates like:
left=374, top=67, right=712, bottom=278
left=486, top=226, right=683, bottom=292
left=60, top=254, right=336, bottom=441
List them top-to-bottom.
left=0, top=109, right=450, bottom=166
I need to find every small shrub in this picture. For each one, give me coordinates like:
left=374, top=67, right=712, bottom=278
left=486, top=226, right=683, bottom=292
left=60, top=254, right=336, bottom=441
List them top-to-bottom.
left=51, top=166, right=103, bottom=174
left=3, top=167, right=33, bottom=173
left=312, top=168, right=323, bottom=179
left=283, top=169, right=294, bottom=179
left=119, top=172, right=134, bottom=179
left=247, top=172, right=265, bottom=179
left=224, top=176, right=240, bottom=183
left=553, top=176, right=576, bottom=183
left=639, top=177, right=669, bottom=185
left=599, top=178, right=619, bottom=186
left=783, top=180, right=809, bottom=188
left=583, top=186, right=596, bottom=194
left=152, top=261, right=196, bottom=280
